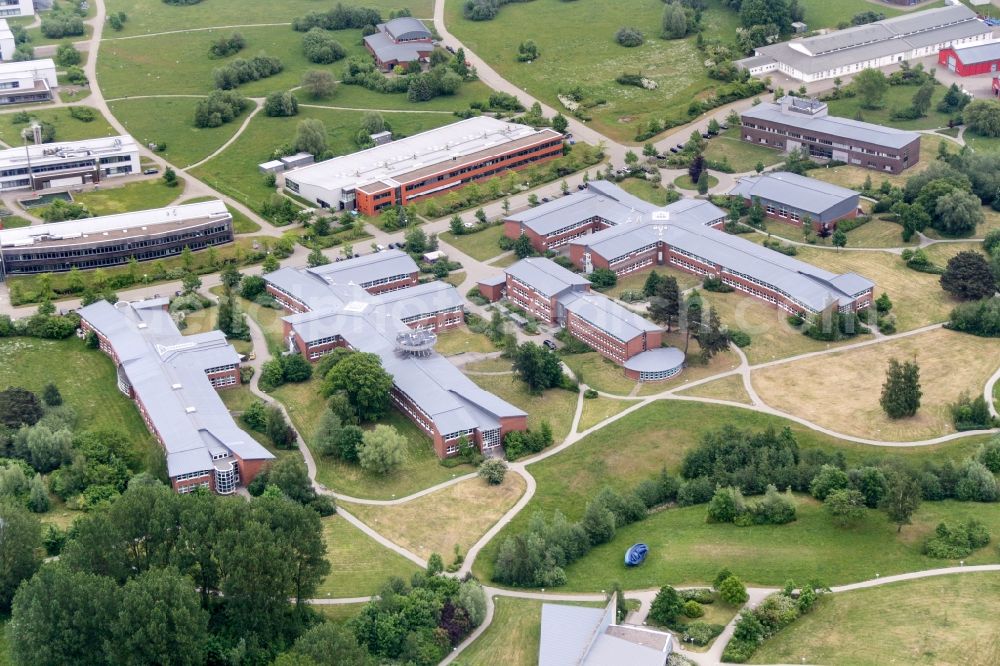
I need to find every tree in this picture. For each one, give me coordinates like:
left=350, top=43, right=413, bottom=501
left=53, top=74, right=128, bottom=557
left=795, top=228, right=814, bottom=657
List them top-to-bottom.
left=740, top=0, right=791, bottom=32
left=661, top=3, right=688, bottom=40
left=615, top=25, right=645, bottom=47
left=302, top=27, right=346, bottom=63
left=55, top=41, right=80, bottom=67
left=853, top=68, right=889, bottom=109
left=302, top=69, right=336, bottom=99
left=911, top=80, right=934, bottom=117
left=264, top=90, right=298, bottom=117
left=964, top=99, right=1000, bottom=138
left=360, top=111, right=387, bottom=136
left=295, top=118, right=328, bottom=156
left=688, top=153, right=705, bottom=185
left=697, top=171, right=709, bottom=195
left=934, top=191, right=984, bottom=238
left=748, top=197, right=765, bottom=228
left=405, top=227, right=428, bottom=254
left=832, top=228, right=847, bottom=251
left=513, top=234, right=535, bottom=259
left=306, top=246, right=329, bottom=268
left=941, top=250, right=995, bottom=301
left=588, top=267, right=617, bottom=290
left=642, top=271, right=663, bottom=298
left=181, top=272, right=201, bottom=294
left=647, top=275, right=681, bottom=330
left=512, top=342, right=564, bottom=393
left=323, top=352, right=393, bottom=422
left=880, top=358, right=921, bottom=419
left=41, top=382, right=62, bottom=407
left=0, top=387, right=42, bottom=428
left=266, top=404, right=296, bottom=449
left=313, top=409, right=343, bottom=458
left=358, top=424, right=405, bottom=475
left=268, top=456, right=315, bottom=504
left=478, top=458, right=507, bottom=485
left=809, top=464, right=849, bottom=500
left=881, top=470, right=922, bottom=532
left=27, top=475, right=50, bottom=513
left=824, top=488, right=865, bottom=527
left=581, top=499, right=615, bottom=545
left=0, top=504, right=42, bottom=611
left=427, top=553, right=444, bottom=576
left=9, top=565, right=119, bottom=665
left=108, top=567, right=209, bottom=666
left=718, top=575, right=749, bottom=605
left=649, top=585, right=684, bottom=625
left=290, top=622, right=371, bottom=666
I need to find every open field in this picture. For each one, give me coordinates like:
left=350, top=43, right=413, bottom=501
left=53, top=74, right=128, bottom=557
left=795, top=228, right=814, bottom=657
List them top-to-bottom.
left=103, top=0, right=433, bottom=36
left=796, top=0, right=912, bottom=29
left=827, top=83, right=955, bottom=132
left=108, top=97, right=243, bottom=169
left=0, top=106, right=115, bottom=145
left=192, top=108, right=454, bottom=213
left=704, top=127, right=783, bottom=173
left=965, top=131, right=1000, bottom=156
left=809, top=134, right=946, bottom=190
left=616, top=177, right=678, bottom=207
left=72, top=178, right=182, bottom=215
left=758, top=218, right=915, bottom=249
left=441, top=225, right=505, bottom=262
left=795, top=247, right=956, bottom=332
left=489, top=253, right=519, bottom=268
left=433, top=326, right=496, bottom=356
left=752, top=327, right=1000, bottom=441
left=0, top=338, right=161, bottom=474
left=562, top=351, right=637, bottom=396
left=464, top=357, right=513, bottom=372
left=467, top=372, right=579, bottom=443
left=676, top=374, right=751, bottom=404
left=270, top=378, right=474, bottom=500
left=578, top=396, right=639, bottom=431
left=472, top=400, right=991, bottom=582
left=345, top=473, right=526, bottom=559
left=560, top=496, right=1000, bottom=591
left=316, top=515, right=420, bottom=599
left=750, top=573, right=1000, bottom=666
left=453, top=597, right=605, bottom=666
left=314, top=603, right=367, bottom=624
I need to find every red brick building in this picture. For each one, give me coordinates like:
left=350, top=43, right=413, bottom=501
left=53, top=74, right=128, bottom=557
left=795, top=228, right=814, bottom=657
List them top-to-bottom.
left=363, top=17, right=434, bottom=72
left=728, top=171, right=861, bottom=231
left=78, top=298, right=273, bottom=494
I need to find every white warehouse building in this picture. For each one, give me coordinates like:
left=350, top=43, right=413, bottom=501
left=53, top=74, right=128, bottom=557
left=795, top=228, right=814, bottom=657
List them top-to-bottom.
left=0, top=0, right=33, bottom=18
left=737, top=5, right=993, bottom=83
left=0, top=20, right=16, bottom=61
left=0, top=57, right=57, bottom=105
left=0, top=134, right=140, bottom=192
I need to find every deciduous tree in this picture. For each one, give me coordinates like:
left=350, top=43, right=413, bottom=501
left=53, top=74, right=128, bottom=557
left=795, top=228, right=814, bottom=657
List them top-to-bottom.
left=879, top=358, right=921, bottom=419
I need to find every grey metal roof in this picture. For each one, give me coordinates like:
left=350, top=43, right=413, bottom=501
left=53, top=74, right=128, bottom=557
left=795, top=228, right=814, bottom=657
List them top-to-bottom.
left=382, top=17, right=431, bottom=41
left=364, top=29, right=429, bottom=64
left=948, top=39, right=1000, bottom=64
left=737, top=54, right=778, bottom=69
left=741, top=99, right=920, bottom=149
left=728, top=172, right=858, bottom=217
left=507, top=180, right=656, bottom=236
left=307, top=249, right=418, bottom=287
left=506, top=257, right=590, bottom=297
left=478, top=273, right=507, bottom=287
left=559, top=291, right=660, bottom=342
left=78, top=299, right=273, bottom=479
left=623, top=347, right=685, bottom=373
left=539, top=601, right=669, bottom=666
left=584, top=634, right=667, bottom=666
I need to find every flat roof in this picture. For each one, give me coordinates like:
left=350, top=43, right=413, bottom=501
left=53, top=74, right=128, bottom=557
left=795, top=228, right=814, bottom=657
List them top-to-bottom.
left=364, top=30, right=430, bottom=63
left=950, top=40, right=1000, bottom=64
left=0, top=57, right=55, bottom=77
left=742, top=99, right=920, bottom=149
left=284, top=117, right=556, bottom=195
left=0, top=134, right=137, bottom=170
left=728, top=172, right=858, bottom=217
left=0, top=200, right=230, bottom=249
left=623, top=347, right=685, bottom=374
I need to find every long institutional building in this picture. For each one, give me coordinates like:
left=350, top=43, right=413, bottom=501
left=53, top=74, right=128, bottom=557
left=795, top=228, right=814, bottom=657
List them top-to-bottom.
left=737, top=5, right=993, bottom=82
left=0, top=57, right=57, bottom=106
left=741, top=97, right=921, bottom=174
left=283, top=117, right=564, bottom=216
left=0, top=134, right=139, bottom=192
left=729, top=171, right=860, bottom=230
left=504, top=181, right=874, bottom=317
left=0, top=200, right=234, bottom=278
left=263, top=250, right=528, bottom=458
left=79, top=298, right=273, bottom=494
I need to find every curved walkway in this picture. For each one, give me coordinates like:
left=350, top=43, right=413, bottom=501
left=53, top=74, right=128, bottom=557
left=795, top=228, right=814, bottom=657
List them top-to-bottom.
left=102, top=22, right=293, bottom=41
left=187, top=99, right=263, bottom=170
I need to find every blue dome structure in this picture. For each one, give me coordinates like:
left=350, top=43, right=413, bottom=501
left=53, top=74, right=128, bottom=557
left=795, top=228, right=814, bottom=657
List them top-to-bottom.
left=625, top=543, right=648, bottom=567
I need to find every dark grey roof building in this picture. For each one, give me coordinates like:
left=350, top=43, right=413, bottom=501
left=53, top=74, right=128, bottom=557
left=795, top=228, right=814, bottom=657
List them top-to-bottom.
left=363, top=17, right=434, bottom=70
left=729, top=171, right=860, bottom=225
left=538, top=600, right=673, bottom=666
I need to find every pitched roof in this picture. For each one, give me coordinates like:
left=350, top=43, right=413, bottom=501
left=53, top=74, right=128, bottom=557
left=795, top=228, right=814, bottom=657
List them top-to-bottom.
left=382, top=17, right=431, bottom=41
left=364, top=30, right=430, bottom=63
left=949, top=40, right=1000, bottom=65
left=741, top=99, right=920, bottom=149
left=728, top=172, right=858, bottom=217
left=307, top=249, right=418, bottom=286
left=506, top=257, right=591, bottom=297
left=559, top=291, right=660, bottom=342
left=538, top=602, right=671, bottom=666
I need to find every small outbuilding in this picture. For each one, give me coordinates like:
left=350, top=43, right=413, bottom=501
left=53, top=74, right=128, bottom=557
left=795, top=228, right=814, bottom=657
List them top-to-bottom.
left=939, top=42, right=1000, bottom=76
left=280, top=152, right=315, bottom=169
left=258, top=160, right=284, bottom=174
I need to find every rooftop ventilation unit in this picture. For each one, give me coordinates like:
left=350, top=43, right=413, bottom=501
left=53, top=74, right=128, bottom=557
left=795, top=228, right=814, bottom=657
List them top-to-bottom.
left=171, top=383, right=182, bottom=390
left=185, top=407, right=197, bottom=414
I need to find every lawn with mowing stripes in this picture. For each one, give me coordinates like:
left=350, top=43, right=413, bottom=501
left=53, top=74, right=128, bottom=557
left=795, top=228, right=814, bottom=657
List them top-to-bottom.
left=316, top=515, right=420, bottom=599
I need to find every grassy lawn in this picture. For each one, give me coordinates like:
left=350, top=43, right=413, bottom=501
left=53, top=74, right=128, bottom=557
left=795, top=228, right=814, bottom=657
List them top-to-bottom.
left=103, top=0, right=433, bottom=35
left=443, top=0, right=730, bottom=143
left=796, top=0, right=910, bottom=29
left=319, top=78, right=496, bottom=113
left=827, top=83, right=954, bottom=132
left=108, top=97, right=242, bottom=169
left=0, top=106, right=115, bottom=146
left=192, top=108, right=453, bottom=212
left=704, top=127, right=782, bottom=172
left=965, top=131, right=1000, bottom=156
left=809, top=135, right=946, bottom=191
left=673, top=173, right=718, bottom=191
left=617, top=177, right=677, bottom=206
left=72, top=178, right=182, bottom=216
left=0, top=216, right=30, bottom=229
left=844, top=219, right=914, bottom=248
left=440, top=225, right=505, bottom=262
left=921, top=241, right=983, bottom=266
left=795, top=247, right=956, bottom=332
left=489, top=253, right=519, bottom=268
left=612, top=265, right=701, bottom=297
left=238, top=295, right=285, bottom=354
left=433, top=326, right=496, bottom=356
left=752, top=327, right=1000, bottom=441
left=634, top=332, right=740, bottom=396
left=0, top=338, right=160, bottom=473
left=561, top=351, right=637, bottom=396
left=463, top=358, right=514, bottom=372
left=467, top=373, right=579, bottom=444
left=675, top=373, right=751, bottom=404
left=272, top=378, right=475, bottom=500
left=578, top=396, right=639, bottom=431
left=472, top=400, right=991, bottom=583
left=345, top=473, right=526, bottom=560
left=559, top=496, right=1000, bottom=591
left=315, top=514, right=420, bottom=599
left=751, top=573, right=1000, bottom=666
left=453, top=597, right=605, bottom=666
left=314, top=603, right=368, bottom=624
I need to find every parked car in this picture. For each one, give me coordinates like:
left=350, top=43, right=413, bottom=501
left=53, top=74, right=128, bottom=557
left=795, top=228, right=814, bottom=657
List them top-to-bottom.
left=446, top=45, right=456, bottom=53
left=719, top=123, right=729, bottom=131
left=701, top=132, right=711, bottom=139
left=676, top=143, right=685, bottom=150
left=669, top=147, right=679, bottom=154
left=143, top=168, right=159, bottom=175
left=577, top=183, right=586, bottom=190
left=541, top=197, right=550, bottom=203
left=375, top=244, right=385, bottom=252
left=543, top=339, right=557, bottom=350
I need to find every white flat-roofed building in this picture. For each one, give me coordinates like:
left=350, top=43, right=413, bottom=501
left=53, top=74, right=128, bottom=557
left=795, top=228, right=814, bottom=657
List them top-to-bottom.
left=0, top=0, right=33, bottom=18
left=737, top=5, right=993, bottom=82
left=0, top=20, right=16, bottom=60
left=0, top=57, right=56, bottom=105
left=283, top=116, right=564, bottom=215
left=0, top=134, right=139, bottom=192
left=0, top=200, right=234, bottom=276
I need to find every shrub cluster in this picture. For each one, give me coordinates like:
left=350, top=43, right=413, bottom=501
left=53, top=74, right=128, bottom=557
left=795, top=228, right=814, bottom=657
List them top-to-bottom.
left=463, top=0, right=535, bottom=21
left=291, top=4, right=382, bottom=31
left=40, top=13, right=84, bottom=39
left=302, top=28, right=346, bottom=64
left=209, top=32, right=245, bottom=58
left=212, top=53, right=283, bottom=90
left=342, top=57, right=464, bottom=103
left=193, top=89, right=251, bottom=127
left=948, top=297, right=1000, bottom=337
left=259, top=353, right=312, bottom=392
left=502, top=423, right=553, bottom=460
left=706, top=485, right=796, bottom=526
left=923, top=519, right=991, bottom=559
left=723, top=582, right=826, bottom=662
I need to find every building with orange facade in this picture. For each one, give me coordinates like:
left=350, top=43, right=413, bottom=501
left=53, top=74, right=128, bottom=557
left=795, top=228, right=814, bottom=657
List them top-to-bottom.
left=282, top=117, right=564, bottom=216
left=78, top=298, right=273, bottom=495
